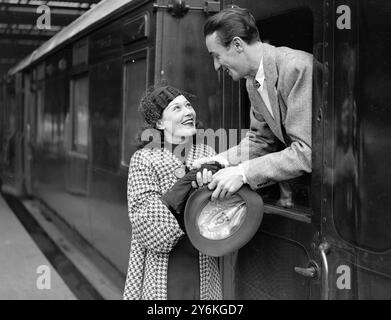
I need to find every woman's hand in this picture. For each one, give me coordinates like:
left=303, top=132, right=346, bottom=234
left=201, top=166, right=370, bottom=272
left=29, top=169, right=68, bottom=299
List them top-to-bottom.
left=191, top=155, right=229, bottom=170
left=191, top=168, right=213, bottom=189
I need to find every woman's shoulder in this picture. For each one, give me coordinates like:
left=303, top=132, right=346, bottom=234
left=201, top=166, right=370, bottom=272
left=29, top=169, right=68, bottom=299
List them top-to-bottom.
left=129, top=147, right=163, bottom=167
left=130, top=148, right=148, bottom=161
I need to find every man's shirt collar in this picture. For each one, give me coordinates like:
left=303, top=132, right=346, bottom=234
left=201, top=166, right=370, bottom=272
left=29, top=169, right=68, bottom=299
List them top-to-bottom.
left=255, top=57, right=266, bottom=90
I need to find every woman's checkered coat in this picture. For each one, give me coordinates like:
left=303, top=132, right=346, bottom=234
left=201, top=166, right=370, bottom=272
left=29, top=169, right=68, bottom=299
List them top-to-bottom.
left=123, top=144, right=222, bottom=300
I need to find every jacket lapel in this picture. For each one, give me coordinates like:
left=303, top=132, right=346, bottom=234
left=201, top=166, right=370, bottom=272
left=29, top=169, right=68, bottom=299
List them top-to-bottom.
left=247, top=43, right=285, bottom=144
left=247, top=81, right=274, bottom=125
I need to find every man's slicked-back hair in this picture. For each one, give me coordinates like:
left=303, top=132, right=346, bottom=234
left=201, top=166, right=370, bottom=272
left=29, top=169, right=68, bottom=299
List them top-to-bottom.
left=204, top=6, right=260, bottom=47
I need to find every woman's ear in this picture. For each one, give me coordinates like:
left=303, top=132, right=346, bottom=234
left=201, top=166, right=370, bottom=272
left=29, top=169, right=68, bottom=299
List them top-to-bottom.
left=156, top=119, right=165, bottom=130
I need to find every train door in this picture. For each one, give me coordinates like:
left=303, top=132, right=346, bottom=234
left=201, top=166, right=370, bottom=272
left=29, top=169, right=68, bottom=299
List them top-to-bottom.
left=220, top=0, right=325, bottom=299
left=320, top=0, right=391, bottom=300
left=66, top=39, right=90, bottom=196
left=121, top=48, right=149, bottom=167
left=23, top=63, right=46, bottom=196
left=31, top=64, right=45, bottom=194
left=23, top=71, right=33, bottom=194
left=1, top=73, right=25, bottom=195
left=66, top=73, right=90, bottom=195
left=0, top=80, right=4, bottom=182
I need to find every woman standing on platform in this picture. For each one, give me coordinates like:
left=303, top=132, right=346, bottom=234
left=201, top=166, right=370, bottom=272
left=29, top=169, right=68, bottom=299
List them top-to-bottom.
left=123, top=85, right=222, bottom=300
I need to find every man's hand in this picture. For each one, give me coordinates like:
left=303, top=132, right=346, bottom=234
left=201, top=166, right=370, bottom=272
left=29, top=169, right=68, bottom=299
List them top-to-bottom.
left=191, top=155, right=229, bottom=169
left=208, top=166, right=245, bottom=201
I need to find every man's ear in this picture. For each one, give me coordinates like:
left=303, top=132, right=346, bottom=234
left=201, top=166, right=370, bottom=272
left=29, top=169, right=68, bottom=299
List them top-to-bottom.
left=232, top=37, right=244, bottom=52
left=156, top=119, right=165, bottom=130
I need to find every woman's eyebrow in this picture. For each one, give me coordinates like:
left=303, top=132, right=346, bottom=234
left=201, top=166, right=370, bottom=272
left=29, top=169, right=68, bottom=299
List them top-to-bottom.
left=168, top=102, right=180, bottom=108
left=167, top=103, right=179, bottom=110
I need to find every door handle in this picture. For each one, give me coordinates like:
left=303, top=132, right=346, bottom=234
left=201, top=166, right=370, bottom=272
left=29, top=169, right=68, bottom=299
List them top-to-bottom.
left=294, top=242, right=330, bottom=299
left=319, top=242, right=331, bottom=300
left=294, top=260, right=320, bottom=279
left=294, top=266, right=317, bottom=278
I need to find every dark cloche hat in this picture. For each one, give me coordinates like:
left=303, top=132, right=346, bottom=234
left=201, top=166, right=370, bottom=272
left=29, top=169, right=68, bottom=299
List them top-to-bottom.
left=139, top=85, right=195, bottom=127
left=184, top=186, right=264, bottom=257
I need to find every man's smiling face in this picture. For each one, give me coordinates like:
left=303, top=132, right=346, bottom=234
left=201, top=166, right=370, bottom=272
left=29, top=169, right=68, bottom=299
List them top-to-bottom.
left=205, top=32, right=249, bottom=81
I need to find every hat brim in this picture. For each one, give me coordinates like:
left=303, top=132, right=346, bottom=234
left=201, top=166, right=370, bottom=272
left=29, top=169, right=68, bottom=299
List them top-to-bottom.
left=184, top=186, right=264, bottom=257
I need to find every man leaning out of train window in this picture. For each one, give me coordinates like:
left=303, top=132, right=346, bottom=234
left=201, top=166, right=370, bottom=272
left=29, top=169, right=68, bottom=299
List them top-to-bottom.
left=123, top=85, right=222, bottom=300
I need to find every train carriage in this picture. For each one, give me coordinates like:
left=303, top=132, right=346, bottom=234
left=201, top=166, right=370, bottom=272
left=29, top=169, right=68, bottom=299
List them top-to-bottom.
left=1, top=0, right=391, bottom=300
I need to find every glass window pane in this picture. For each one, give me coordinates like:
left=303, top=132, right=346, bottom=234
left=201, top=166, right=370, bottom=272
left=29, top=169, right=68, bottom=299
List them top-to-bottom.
left=333, top=0, right=391, bottom=252
left=122, top=54, right=147, bottom=166
left=90, top=59, right=122, bottom=171
left=72, top=76, right=89, bottom=155
left=36, top=87, right=44, bottom=144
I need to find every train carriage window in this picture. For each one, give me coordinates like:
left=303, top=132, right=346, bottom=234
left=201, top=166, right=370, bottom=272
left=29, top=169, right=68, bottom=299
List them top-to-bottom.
left=222, top=2, right=324, bottom=300
left=240, top=8, right=314, bottom=212
left=258, top=8, right=313, bottom=53
left=121, top=49, right=148, bottom=167
left=90, top=59, right=122, bottom=171
left=35, top=63, right=45, bottom=146
left=70, top=75, right=89, bottom=155
left=3, top=79, right=17, bottom=172
left=36, top=84, right=44, bottom=145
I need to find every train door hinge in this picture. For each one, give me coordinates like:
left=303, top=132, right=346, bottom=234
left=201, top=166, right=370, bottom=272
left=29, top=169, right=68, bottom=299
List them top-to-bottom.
left=153, top=0, right=220, bottom=18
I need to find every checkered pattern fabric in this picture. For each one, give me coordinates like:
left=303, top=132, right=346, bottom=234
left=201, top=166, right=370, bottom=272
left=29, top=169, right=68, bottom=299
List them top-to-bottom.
left=123, top=144, right=222, bottom=300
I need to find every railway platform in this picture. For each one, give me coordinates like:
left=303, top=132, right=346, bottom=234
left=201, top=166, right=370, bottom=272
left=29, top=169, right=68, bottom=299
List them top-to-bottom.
left=0, top=191, right=124, bottom=300
left=0, top=193, right=76, bottom=300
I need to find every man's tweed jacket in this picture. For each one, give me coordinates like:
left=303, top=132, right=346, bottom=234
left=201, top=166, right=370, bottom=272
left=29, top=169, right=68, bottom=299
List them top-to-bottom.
left=221, top=43, right=313, bottom=189
left=123, top=144, right=222, bottom=300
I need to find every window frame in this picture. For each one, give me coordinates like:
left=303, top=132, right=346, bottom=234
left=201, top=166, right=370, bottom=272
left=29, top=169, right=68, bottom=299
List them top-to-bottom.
left=229, top=5, right=324, bottom=224
left=120, top=47, right=150, bottom=168
left=69, top=73, right=90, bottom=159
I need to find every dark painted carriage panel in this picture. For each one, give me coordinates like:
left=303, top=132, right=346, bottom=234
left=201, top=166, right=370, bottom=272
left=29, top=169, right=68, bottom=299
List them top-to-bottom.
left=323, top=0, right=391, bottom=299
left=332, top=0, right=391, bottom=253
left=155, top=9, right=223, bottom=132
left=233, top=215, right=315, bottom=300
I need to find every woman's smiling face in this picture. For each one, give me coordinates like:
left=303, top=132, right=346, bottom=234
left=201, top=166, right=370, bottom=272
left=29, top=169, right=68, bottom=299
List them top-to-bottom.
left=157, top=95, right=197, bottom=143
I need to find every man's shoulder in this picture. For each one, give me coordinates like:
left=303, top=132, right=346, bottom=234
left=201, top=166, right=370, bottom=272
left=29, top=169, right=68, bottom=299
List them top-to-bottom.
left=261, top=43, right=314, bottom=94
left=275, top=45, right=313, bottom=71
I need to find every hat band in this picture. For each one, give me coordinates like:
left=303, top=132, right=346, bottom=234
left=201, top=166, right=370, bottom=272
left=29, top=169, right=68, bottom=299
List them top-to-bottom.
left=150, top=86, right=180, bottom=109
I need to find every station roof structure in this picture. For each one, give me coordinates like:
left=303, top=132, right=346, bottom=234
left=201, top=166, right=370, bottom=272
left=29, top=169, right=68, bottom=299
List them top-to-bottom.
left=0, top=0, right=102, bottom=78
